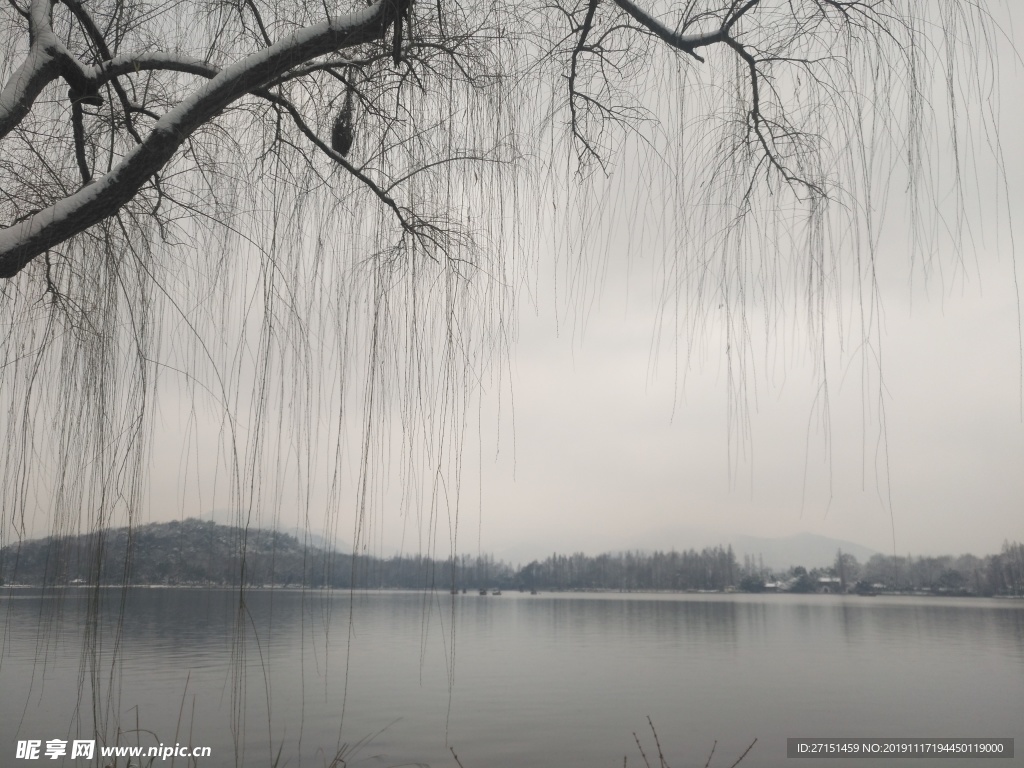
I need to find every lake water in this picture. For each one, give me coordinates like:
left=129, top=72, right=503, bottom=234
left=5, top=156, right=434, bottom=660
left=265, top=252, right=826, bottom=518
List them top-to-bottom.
left=1, top=589, right=1021, bottom=767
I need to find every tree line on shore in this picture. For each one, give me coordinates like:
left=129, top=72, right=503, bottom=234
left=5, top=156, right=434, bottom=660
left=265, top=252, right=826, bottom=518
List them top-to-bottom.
left=1, top=518, right=1021, bottom=597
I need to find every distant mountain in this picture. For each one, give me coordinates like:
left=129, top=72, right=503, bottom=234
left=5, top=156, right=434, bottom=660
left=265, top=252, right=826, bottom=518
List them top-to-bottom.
left=202, top=509, right=352, bottom=554
left=0, top=517, right=879, bottom=588
left=0, top=518, right=351, bottom=587
left=0, top=519, right=462, bottom=589
left=283, top=526, right=351, bottom=555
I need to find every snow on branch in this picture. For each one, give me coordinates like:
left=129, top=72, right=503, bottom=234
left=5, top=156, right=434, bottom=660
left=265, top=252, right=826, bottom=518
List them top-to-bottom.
left=0, top=0, right=401, bottom=278
left=0, top=0, right=97, bottom=140
left=610, top=0, right=761, bottom=62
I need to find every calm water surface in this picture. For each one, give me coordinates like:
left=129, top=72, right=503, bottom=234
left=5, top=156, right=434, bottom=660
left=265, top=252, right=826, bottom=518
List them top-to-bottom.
left=1, top=589, right=1021, bottom=767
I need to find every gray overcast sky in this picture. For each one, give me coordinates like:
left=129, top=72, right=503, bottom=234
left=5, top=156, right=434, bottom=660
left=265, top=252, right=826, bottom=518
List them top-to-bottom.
left=131, top=6, right=1023, bottom=564
left=443, top=44, right=1024, bottom=562
left=469, top=231, right=1023, bottom=561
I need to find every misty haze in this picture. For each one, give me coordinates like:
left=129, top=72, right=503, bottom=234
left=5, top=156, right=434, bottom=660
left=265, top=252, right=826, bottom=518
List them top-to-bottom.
left=1, top=0, right=1022, bottom=765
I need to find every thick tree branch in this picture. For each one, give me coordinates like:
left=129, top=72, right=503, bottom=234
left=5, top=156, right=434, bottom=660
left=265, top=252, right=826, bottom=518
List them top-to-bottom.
left=0, top=0, right=399, bottom=278
left=0, top=0, right=63, bottom=139
left=0, top=0, right=103, bottom=139
left=5, top=0, right=30, bottom=19
left=61, top=0, right=144, bottom=138
left=568, top=0, right=601, bottom=163
left=610, top=0, right=760, bottom=62
left=0, top=51, right=62, bottom=141
left=89, top=54, right=222, bottom=84
left=84, top=56, right=408, bottom=226
left=70, top=98, right=91, bottom=184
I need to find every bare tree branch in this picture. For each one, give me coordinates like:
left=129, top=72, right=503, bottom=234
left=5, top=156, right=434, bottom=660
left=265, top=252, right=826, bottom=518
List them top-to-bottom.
left=0, top=0, right=402, bottom=277
left=0, top=0, right=67, bottom=139
left=610, top=0, right=761, bottom=62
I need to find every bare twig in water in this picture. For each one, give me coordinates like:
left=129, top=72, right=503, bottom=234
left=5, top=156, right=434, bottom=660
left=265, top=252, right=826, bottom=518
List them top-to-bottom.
left=647, top=716, right=669, bottom=768
left=634, top=722, right=755, bottom=768
left=633, top=731, right=652, bottom=768
left=728, top=738, right=757, bottom=767
left=704, top=739, right=717, bottom=767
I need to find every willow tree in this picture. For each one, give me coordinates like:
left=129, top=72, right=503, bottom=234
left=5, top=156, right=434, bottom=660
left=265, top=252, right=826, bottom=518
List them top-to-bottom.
left=0, top=0, right=1011, bottom=757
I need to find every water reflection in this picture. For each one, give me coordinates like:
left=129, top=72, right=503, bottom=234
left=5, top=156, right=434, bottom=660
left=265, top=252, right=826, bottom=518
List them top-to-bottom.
left=1, top=589, right=1021, bottom=767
